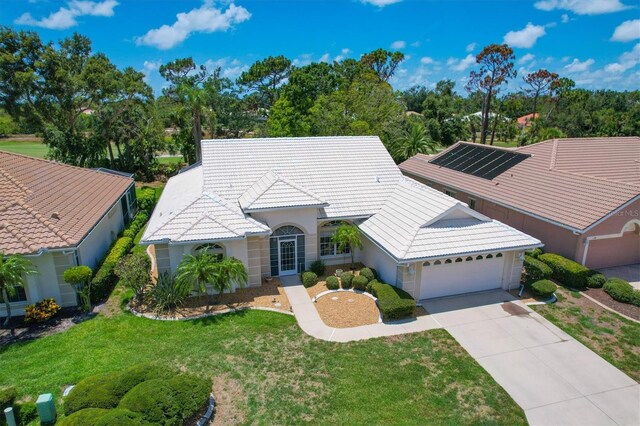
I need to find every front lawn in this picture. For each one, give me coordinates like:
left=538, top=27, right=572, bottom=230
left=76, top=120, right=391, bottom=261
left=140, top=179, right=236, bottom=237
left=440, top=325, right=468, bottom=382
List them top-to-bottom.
left=532, top=287, right=640, bottom=382
left=0, top=309, right=526, bottom=424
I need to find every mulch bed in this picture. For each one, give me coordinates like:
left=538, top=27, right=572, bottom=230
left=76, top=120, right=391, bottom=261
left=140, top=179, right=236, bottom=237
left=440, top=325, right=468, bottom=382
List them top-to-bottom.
left=584, top=288, right=640, bottom=321
left=315, top=292, right=380, bottom=328
left=0, top=307, right=93, bottom=346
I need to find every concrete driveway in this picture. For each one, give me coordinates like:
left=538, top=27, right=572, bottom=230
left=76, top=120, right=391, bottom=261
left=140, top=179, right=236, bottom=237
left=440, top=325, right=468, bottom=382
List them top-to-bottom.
left=422, top=290, right=640, bottom=426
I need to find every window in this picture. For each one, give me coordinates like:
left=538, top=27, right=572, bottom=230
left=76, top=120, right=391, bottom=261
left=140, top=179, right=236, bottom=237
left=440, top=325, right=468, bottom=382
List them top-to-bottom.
left=444, top=189, right=456, bottom=198
left=468, top=198, right=476, bottom=210
left=319, top=221, right=351, bottom=257
left=194, top=243, right=225, bottom=262
left=496, top=253, right=503, bottom=258
left=486, top=254, right=494, bottom=259
left=476, top=255, right=483, bottom=260
left=465, top=256, right=473, bottom=261
left=455, top=257, right=463, bottom=263
left=444, top=259, right=452, bottom=264
left=434, top=260, right=442, bottom=265
left=423, top=261, right=431, bottom=266
left=0, top=284, right=27, bottom=303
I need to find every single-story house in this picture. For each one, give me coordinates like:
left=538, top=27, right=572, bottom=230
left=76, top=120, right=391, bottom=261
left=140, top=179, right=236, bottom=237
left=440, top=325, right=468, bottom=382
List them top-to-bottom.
left=516, top=113, right=539, bottom=129
left=142, top=136, right=541, bottom=300
left=399, top=137, right=640, bottom=269
left=0, top=151, right=136, bottom=315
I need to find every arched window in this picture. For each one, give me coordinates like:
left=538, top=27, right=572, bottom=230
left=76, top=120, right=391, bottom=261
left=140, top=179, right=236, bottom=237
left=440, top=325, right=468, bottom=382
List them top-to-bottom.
left=319, top=221, right=350, bottom=257
left=273, top=225, right=304, bottom=236
left=194, top=243, right=225, bottom=262
left=496, top=253, right=503, bottom=258
left=486, top=254, right=494, bottom=259
left=476, top=255, right=483, bottom=260
left=465, top=256, right=473, bottom=262
left=455, top=257, right=463, bottom=263
left=445, top=259, right=452, bottom=264
left=434, top=260, right=442, bottom=265
left=423, top=261, right=431, bottom=267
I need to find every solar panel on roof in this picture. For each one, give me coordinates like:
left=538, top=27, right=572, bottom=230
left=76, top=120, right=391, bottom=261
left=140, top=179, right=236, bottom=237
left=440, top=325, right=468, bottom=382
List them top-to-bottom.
left=429, top=144, right=530, bottom=180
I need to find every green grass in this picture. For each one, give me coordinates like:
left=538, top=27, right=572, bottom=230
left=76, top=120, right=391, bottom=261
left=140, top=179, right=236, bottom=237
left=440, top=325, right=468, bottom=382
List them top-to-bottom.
left=0, top=140, right=48, bottom=158
left=491, top=140, right=519, bottom=148
left=157, top=156, right=184, bottom=165
left=532, top=287, right=640, bottom=382
left=0, top=306, right=525, bottom=424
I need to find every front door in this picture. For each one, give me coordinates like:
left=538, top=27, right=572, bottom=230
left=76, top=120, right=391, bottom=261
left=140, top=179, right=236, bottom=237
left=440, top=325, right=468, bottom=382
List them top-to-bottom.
left=279, top=238, right=297, bottom=276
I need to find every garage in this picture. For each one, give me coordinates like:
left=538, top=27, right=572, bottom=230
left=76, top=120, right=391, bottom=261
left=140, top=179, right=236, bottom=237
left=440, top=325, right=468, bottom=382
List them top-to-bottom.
left=420, top=253, right=505, bottom=299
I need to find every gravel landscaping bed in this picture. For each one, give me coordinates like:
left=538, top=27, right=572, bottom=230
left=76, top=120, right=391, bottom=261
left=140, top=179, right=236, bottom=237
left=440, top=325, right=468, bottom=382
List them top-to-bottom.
left=585, top=287, right=640, bottom=320
left=315, top=292, right=380, bottom=328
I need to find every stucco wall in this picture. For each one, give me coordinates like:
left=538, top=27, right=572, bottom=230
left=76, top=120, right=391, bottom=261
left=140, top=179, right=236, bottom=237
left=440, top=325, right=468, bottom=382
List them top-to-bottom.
left=77, top=199, right=126, bottom=269
left=361, top=235, right=399, bottom=285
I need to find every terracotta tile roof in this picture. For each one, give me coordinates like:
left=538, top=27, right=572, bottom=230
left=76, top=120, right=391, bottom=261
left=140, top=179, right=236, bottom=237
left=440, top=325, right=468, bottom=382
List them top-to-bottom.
left=399, top=137, right=640, bottom=232
left=0, top=151, right=133, bottom=255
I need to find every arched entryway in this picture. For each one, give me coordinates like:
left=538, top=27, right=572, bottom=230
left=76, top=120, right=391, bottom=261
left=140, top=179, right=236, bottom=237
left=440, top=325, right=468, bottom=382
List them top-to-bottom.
left=270, top=226, right=305, bottom=276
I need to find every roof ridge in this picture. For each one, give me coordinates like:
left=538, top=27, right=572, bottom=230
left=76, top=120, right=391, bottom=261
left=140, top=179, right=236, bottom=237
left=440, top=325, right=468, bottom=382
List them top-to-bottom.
left=549, top=139, right=559, bottom=170
left=551, top=168, right=640, bottom=190
left=145, top=194, right=205, bottom=239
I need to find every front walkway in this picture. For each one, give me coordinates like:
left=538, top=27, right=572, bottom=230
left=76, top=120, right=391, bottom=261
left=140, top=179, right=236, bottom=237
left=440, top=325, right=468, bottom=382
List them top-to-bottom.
left=599, top=263, right=640, bottom=290
left=279, top=275, right=441, bottom=342
left=422, top=290, right=639, bottom=426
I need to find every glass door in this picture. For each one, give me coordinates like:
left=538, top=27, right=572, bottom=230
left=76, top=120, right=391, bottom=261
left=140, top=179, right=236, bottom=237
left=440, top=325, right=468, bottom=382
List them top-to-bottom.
left=279, top=238, right=297, bottom=276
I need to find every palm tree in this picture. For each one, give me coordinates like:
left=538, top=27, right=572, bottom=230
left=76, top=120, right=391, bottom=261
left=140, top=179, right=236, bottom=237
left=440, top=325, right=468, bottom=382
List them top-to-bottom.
left=176, top=82, right=210, bottom=163
left=392, top=124, right=438, bottom=162
left=331, top=224, right=364, bottom=268
left=176, top=250, right=218, bottom=312
left=0, top=253, right=36, bottom=327
left=211, top=257, right=248, bottom=303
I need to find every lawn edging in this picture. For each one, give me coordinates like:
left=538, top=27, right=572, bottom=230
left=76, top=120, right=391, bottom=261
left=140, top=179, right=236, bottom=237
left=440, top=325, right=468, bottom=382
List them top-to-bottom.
left=580, top=291, right=640, bottom=324
left=128, top=304, right=293, bottom=321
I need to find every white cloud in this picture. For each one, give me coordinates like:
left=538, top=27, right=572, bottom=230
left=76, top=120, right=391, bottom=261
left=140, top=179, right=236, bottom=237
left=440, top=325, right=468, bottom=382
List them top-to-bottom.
left=15, top=0, right=118, bottom=30
left=360, top=0, right=402, bottom=7
left=534, top=0, right=629, bottom=15
left=136, top=1, right=251, bottom=50
left=561, top=13, right=570, bottom=23
left=611, top=19, right=640, bottom=42
left=503, top=23, right=546, bottom=48
left=391, top=40, right=406, bottom=49
left=410, top=41, right=421, bottom=47
left=465, top=42, right=477, bottom=53
left=604, top=43, right=640, bottom=72
left=334, top=48, right=351, bottom=62
left=319, top=53, right=331, bottom=63
left=518, top=53, right=536, bottom=64
left=447, top=54, right=476, bottom=72
left=420, top=56, right=435, bottom=64
left=204, top=57, right=247, bottom=79
left=564, top=58, right=595, bottom=72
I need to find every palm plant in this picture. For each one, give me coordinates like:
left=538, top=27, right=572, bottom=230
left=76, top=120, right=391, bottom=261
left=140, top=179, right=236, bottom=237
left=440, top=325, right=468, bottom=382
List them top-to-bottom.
left=392, top=124, right=438, bottom=162
left=331, top=224, right=364, bottom=268
left=176, top=250, right=218, bottom=312
left=0, top=253, right=36, bottom=327
left=211, top=257, right=248, bottom=303
left=150, top=272, right=191, bottom=315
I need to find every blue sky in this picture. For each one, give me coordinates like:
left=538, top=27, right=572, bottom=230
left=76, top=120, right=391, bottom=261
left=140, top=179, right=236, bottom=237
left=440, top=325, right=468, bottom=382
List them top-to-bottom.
left=2, top=0, right=639, bottom=94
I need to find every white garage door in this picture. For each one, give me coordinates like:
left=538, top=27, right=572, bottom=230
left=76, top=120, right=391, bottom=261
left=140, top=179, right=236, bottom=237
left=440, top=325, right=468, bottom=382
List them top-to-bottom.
left=420, top=254, right=505, bottom=300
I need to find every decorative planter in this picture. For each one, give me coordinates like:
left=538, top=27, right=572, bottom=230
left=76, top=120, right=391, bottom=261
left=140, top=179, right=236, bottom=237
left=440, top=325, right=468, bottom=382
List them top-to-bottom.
left=335, top=269, right=343, bottom=277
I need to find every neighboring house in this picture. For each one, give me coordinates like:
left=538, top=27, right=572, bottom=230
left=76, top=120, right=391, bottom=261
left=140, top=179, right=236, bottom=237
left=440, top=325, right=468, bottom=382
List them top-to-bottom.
left=516, top=113, right=539, bottom=129
left=142, top=136, right=540, bottom=301
left=399, top=137, right=640, bottom=269
left=0, top=152, right=136, bottom=315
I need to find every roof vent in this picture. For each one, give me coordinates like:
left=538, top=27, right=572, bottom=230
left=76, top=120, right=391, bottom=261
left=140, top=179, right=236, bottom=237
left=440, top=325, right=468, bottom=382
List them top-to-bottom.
left=374, top=176, right=380, bottom=183
left=51, top=212, right=60, bottom=220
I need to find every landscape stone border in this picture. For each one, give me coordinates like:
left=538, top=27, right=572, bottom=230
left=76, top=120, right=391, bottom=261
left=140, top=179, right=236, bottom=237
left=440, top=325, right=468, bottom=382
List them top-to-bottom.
left=312, top=288, right=383, bottom=323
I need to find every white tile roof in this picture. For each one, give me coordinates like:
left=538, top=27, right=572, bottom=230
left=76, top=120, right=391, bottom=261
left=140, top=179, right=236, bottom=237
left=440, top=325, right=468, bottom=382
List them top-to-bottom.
left=238, top=170, right=327, bottom=212
left=359, top=177, right=541, bottom=262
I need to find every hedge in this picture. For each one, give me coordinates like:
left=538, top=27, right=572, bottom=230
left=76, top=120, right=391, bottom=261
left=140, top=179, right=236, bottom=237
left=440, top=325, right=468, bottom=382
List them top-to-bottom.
left=136, top=187, right=157, bottom=214
left=122, top=212, right=149, bottom=238
left=90, top=237, right=134, bottom=302
left=527, top=248, right=543, bottom=259
left=538, top=253, right=590, bottom=288
left=522, top=255, right=553, bottom=285
left=359, top=267, right=376, bottom=282
left=301, top=271, right=318, bottom=288
left=340, top=271, right=354, bottom=289
left=586, top=272, right=606, bottom=289
left=352, top=275, right=369, bottom=291
left=325, top=276, right=339, bottom=290
left=603, top=278, right=640, bottom=306
left=531, top=279, right=557, bottom=299
left=371, top=281, right=416, bottom=320
left=60, top=408, right=110, bottom=426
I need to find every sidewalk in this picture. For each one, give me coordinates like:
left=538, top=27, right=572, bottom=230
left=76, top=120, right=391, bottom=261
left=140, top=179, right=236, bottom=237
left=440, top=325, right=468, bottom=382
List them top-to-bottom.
left=279, top=275, right=441, bottom=342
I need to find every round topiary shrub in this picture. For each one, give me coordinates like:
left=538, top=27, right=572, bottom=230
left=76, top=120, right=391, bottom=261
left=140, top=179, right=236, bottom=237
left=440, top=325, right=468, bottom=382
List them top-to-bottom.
left=527, top=248, right=543, bottom=259
left=309, top=260, right=325, bottom=276
left=359, top=267, right=376, bottom=282
left=301, top=271, right=318, bottom=288
left=341, top=271, right=354, bottom=289
left=586, top=272, right=606, bottom=289
left=352, top=275, right=369, bottom=291
left=325, top=276, right=339, bottom=290
left=604, top=278, right=640, bottom=306
left=365, top=279, right=378, bottom=294
left=531, top=279, right=558, bottom=299
left=166, top=375, right=211, bottom=423
left=118, top=380, right=178, bottom=425
left=0, top=386, right=17, bottom=410
left=60, top=408, right=110, bottom=426
left=95, top=409, right=143, bottom=426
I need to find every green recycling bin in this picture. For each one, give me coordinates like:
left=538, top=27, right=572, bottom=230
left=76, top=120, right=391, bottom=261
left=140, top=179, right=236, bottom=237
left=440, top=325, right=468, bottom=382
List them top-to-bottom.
left=36, top=393, right=56, bottom=425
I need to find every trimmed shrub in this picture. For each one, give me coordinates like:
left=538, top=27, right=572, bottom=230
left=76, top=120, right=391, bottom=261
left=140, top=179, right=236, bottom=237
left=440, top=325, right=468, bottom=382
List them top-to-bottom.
left=136, top=187, right=157, bottom=214
left=122, top=212, right=149, bottom=239
left=91, top=237, right=134, bottom=302
left=527, top=248, right=543, bottom=259
left=115, top=253, right=152, bottom=305
left=539, top=253, right=590, bottom=289
left=522, top=255, right=553, bottom=285
left=309, top=260, right=325, bottom=276
left=63, top=266, right=93, bottom=287
left=359, top=267, right=376, bottom=282
left=301, top=271, right=318, bottom=288
left=341, top=271, right=354, bottom=289
left=586, top=272, right=606, bottom=289
left=149, top=273, right=191, bottom=314
left=352, top=275, right=369, bottom=291
left=325, top=276, right=339, bottom=290
left=604, top=278, right=640, bottom=306
left=365, top=279, right=378, bottom=294
left=531, top=280, right=557, bottom=299
left=371, top=281, right=416, bottom=320
left=24, top=298, right=61, bottom=324
left=166, top=374, right=211, bottom=423
left=117, top=380, right=178, bottom=425
left=0, top=387, right=17, bottom=410
left=15, top=401, right=38, bottom=425
left=59, top=408, right=110, bottom=426
left=96, top=409, right=143, bottom=426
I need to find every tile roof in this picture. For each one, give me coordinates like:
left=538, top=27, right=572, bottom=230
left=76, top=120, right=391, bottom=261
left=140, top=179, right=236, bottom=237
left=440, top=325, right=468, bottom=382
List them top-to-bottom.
left=399, top=137, right=640, bottom=232
left=0, top=151, right=133, bottom=255
left=238, top=170, right=327, bottom=212
left=359, top=177, right=541, bottom=261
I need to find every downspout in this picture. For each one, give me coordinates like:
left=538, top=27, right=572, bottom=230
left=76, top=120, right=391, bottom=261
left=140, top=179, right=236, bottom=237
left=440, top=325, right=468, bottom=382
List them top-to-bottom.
left=581, top=236, right=594, bottom=266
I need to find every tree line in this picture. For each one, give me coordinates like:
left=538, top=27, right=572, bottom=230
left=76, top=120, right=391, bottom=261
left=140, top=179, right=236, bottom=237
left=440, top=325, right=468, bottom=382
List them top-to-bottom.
left=1, top=26, right=637, bottom=180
